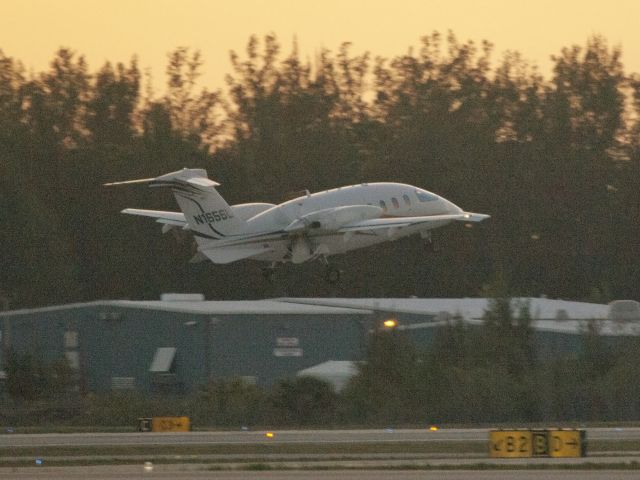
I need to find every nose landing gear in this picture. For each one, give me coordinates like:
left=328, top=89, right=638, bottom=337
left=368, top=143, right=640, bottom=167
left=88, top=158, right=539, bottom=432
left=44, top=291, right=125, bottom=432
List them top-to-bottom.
left=421, top=231, right=437, bottom=252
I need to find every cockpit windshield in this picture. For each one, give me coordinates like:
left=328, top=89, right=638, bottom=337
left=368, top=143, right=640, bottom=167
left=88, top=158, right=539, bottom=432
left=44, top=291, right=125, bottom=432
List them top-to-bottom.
left=415, top=190, right=438, bottom=202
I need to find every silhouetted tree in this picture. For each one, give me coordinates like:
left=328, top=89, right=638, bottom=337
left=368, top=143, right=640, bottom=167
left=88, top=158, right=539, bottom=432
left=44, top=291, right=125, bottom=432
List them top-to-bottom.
left=0, top=32, right=637, bottom=306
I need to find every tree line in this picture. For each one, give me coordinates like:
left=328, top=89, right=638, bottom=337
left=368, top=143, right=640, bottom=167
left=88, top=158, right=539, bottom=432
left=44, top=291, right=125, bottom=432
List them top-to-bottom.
left=0, top=33, right=639, bottom=308
left=3, top=298, right=639, bottom=425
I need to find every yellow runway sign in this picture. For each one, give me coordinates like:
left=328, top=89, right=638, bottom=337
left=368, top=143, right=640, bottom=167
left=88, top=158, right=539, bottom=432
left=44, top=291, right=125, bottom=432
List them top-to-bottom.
left=151, top=416, right=190, bottom=432
left=489, top=428, right=585, bottom=458
left=531, top=429, right=549, bottom=457
left=548, top=429, right=584, bottom=457
left=489, top=430, right=532, bottom=458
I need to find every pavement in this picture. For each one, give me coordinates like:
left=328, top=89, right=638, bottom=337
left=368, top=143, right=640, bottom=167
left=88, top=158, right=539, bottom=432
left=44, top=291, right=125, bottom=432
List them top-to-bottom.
left=1, top=427, right=639, bottom=447
left=2, top=427, right=640, bottom=479
left=1, top=466, right=640, bottom=480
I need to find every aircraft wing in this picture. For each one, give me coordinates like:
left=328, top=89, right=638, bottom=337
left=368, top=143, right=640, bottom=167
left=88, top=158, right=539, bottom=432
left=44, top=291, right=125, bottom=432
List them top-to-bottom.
left=122, top=208, right=187, bottom=227
left=203, top=212, right=490, bottom=247
left=339, top=212, right=489, bottom=233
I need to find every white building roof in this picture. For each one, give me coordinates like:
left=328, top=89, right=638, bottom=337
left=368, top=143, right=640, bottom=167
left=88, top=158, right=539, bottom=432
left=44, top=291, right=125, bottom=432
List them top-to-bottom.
left=3, top=296, right=635, bottom=336
left=277, top=297, right=610, bottom=320
left=279, top=297, right=634, bottom=336
left=0, top=299, right=372, bottom=317
left=113, top=300, right=372, bottom=315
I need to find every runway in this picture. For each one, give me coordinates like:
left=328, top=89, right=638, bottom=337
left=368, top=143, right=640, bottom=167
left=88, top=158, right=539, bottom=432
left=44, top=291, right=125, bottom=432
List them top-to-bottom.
left=1, top=427, right=639, bottom=447
left=2, top=428, right=640, bottom=479
left=1, top=466, right=639, bottom=480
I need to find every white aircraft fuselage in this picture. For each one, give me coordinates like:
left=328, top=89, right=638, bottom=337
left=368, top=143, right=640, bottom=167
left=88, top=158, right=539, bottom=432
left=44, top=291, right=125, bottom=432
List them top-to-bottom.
left=107, top=169, right=489, bottom=271
left=240, top=183, right=462, bottom=263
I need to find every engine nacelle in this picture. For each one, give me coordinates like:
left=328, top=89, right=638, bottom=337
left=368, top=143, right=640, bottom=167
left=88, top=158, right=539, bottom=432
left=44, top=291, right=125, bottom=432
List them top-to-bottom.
left=285, top=205, right=383, bottom=232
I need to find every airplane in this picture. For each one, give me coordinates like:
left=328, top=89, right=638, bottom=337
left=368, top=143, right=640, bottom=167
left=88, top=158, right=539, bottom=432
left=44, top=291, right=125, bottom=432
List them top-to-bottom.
left=106, top=168, right=489, bottom=283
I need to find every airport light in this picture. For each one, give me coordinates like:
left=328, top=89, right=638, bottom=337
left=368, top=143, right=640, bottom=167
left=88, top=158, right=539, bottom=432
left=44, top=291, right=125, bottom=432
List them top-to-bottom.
left=383, top=319, right=398, bottom=329
left=265, top=432, right=275, bottom=438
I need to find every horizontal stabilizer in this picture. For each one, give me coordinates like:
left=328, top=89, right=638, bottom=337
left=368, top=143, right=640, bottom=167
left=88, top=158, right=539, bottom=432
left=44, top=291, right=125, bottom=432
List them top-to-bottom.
left=104, top=169, right=221, bottom=187
left=104, top=177, right=157, bottom=186
left=185, top=177, right=220, bottom=188
left=121, top=209, right=187, bottom=226
left=200, top=245, right=273, bottom=264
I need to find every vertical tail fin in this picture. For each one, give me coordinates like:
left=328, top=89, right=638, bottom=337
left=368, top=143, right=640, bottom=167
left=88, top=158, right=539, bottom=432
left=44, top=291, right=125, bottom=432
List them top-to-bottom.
left=150, top=168, right=247, bottom=243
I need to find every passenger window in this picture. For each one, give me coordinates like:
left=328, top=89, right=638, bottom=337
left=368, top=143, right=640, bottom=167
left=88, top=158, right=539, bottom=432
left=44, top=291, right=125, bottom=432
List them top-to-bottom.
left=403, top=194, right=411, bottom=206
left=391, top=197, right=400, bottom=209
left=379, top=200, right=387, bottom=212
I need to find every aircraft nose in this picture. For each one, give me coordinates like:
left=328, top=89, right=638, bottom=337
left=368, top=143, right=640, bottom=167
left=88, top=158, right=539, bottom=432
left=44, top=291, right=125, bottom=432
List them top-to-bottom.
left=441, top=198, right=463, bottom=214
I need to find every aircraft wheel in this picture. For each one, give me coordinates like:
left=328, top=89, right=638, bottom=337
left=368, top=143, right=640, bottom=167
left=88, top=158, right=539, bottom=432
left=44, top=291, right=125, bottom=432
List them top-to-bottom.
left=424, top=239, right=438, bottom=253
left=325, top=267, right=341, bottom=284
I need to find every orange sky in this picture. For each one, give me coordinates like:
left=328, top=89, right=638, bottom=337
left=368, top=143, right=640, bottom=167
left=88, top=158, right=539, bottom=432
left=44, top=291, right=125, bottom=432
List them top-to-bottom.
left=1, top=0, right=639, bottom=93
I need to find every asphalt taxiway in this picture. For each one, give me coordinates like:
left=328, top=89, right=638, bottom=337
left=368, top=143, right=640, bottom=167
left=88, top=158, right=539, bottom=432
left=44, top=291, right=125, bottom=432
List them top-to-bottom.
left=1, top=427, right=639, bottom=447
left=1, top=467, right=639, bottom=480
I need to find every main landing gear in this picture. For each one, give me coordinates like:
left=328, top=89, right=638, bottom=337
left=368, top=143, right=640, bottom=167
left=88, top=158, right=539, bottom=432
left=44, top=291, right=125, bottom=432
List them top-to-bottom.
left=320, top=256, right=341, bottom=284
left=260, top=260, right=342, bottom=285
left=261, top=263, right=277, bottom=282
left=324, top=266, right=341, bottom=284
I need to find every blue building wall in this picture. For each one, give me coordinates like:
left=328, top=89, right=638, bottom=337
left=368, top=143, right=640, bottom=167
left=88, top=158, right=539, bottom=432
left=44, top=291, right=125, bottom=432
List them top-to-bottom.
left=1, top=301, right=630, bottom=395
left=1, top=303, right=372, bottom=393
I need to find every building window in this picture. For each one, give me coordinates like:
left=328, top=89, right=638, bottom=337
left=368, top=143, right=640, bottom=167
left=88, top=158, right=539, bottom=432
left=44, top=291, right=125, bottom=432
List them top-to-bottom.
left=403, top=194, right=411, bottom=205
left=391, top=197, right=400, bottom=209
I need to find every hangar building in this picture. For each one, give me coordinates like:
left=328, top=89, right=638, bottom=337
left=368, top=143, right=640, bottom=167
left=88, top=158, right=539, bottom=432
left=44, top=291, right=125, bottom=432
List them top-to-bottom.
left=1, top=296, right=638, bottom=394
left=0, top=298, right=374, bottom=394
